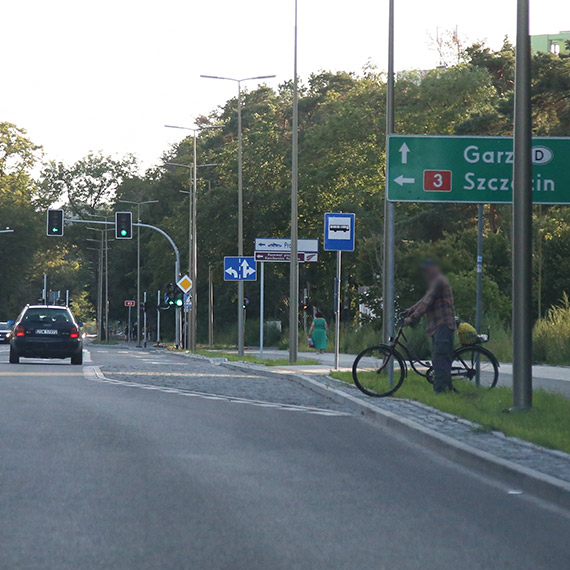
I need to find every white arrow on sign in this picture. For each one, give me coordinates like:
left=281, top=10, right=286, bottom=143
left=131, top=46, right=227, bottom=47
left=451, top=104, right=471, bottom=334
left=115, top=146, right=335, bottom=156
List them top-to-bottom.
left=399, top=142, right=410, bottom=164
left=394, top=175, right=415, bottom=186
left=241, top=259, right=256, bottom=278
left=225, top=267, right=238, bottom=278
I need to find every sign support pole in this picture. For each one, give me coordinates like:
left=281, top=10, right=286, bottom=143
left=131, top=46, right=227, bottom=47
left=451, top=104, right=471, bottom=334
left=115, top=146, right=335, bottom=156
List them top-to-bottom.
left=382, top=0, right=396, bottom=384
left=512, top=0, right=533, bottom=410
left=475, top=204, right=484, bottom=386
left=334, top=251, right=342, bottom=370
left=260, top=262, right=265, bottom=360
left=208, top=264, right=214, bottom=347
left=156, top=290, right=161, bottom=343
left=143, top=291, right=147, bottom=348
left=127, top=306, right=131, bottom=343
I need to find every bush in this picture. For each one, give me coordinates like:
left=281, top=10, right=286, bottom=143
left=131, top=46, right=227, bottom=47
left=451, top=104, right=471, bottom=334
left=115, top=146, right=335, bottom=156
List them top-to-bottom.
left=534, top=293, right=570, bottom=364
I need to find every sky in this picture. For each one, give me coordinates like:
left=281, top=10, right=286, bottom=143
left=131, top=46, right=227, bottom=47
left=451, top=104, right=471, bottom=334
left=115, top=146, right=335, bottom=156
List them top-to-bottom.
left=2, top=0, right=569, bottom=170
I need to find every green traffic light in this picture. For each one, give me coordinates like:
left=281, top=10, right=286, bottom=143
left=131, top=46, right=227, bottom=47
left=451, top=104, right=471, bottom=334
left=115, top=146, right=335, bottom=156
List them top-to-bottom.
left=52, top=227, right=59, bottom=233
left=120, top=229, right=127, bottom=236
left=175, top=299, right=183, bottom=307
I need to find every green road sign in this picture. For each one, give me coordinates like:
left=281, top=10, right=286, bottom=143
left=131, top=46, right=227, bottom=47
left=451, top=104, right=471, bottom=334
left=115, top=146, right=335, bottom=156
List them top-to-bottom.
left=387, top=135, right=570, bottom=204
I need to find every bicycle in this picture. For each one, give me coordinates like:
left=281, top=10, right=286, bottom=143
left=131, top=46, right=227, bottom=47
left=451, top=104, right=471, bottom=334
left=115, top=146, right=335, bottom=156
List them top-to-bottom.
left=352, top=314, right=500, bottom=397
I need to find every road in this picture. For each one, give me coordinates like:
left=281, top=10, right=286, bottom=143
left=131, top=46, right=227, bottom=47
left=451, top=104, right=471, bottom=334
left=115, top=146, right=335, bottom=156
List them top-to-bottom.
left=0, top=343, right=569, bottom=570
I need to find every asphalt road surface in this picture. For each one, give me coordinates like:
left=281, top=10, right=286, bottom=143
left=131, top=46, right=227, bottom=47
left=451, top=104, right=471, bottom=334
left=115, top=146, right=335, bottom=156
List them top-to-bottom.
left=1, top=343, right=569, bottom=570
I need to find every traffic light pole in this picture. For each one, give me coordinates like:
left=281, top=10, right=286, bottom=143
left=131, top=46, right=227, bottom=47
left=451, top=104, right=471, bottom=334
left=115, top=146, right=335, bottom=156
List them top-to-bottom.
left=69, top=218, right=182, bottom=347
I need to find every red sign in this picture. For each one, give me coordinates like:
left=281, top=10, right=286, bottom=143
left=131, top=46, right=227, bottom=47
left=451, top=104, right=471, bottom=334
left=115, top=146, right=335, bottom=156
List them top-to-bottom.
left=424, top=170, right=452, bottom=192
left=124, top=300, right=135, bottom=307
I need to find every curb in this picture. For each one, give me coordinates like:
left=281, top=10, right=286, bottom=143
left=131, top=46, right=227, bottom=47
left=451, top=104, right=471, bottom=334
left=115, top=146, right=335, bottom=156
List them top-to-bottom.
left=218, top=359, right=570, bottom=510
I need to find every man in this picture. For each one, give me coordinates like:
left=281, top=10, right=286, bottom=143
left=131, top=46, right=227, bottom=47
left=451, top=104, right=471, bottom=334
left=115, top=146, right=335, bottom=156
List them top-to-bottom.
left=404, top=260, right=456, bottom=393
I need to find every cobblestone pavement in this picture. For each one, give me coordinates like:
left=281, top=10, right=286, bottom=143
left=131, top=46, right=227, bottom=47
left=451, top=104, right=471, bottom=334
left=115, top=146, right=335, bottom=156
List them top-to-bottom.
left=92, top=345, right=570, bottom=485
left=92, top=347, right=350, bottom=413
left=311, top=373, right=570, bottom=484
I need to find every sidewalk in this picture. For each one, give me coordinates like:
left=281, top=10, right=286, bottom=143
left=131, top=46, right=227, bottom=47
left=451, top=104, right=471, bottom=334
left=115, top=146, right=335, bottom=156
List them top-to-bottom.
left=229, top=347, right=570, bottom=398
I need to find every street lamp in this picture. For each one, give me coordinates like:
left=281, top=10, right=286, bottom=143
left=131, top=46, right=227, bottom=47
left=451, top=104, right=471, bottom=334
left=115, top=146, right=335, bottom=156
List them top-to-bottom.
left=289, top=0, right=299, bottom=363
left=200, top=73, right=276, bottom=356
left=164, top=124, right=220, bottom=351
left=163, top=155, right=217, bottom=351
left=118, top=199, right=158, bottom=347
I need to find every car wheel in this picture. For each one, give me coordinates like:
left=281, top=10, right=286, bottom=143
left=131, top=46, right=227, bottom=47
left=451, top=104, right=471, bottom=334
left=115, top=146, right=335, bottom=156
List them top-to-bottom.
left=9, top=347, right=19, bottom=364
left=71, top=351, right=83, bottom=365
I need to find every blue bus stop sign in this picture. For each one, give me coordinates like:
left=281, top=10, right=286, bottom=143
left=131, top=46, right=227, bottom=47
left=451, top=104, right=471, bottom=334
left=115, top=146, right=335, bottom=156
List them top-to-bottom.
left=324, top=213, right=355, bottom=251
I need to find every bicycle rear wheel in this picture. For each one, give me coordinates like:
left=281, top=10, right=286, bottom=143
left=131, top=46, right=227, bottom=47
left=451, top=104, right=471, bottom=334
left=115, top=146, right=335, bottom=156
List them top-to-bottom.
left=352, top=345, right=406, bottom=397
left=452, top=345, right=499, bottom=388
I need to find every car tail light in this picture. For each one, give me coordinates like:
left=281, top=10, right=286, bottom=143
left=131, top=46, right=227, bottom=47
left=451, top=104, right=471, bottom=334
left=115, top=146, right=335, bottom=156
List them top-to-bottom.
left=15, top=325, right=25, bottom=337
left=70, top=326, right=79, bottom=339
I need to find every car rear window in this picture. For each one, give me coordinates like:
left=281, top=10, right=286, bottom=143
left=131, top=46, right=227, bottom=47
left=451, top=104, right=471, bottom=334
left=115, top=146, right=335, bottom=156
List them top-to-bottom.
left=23, top=309, right=72, bottom=324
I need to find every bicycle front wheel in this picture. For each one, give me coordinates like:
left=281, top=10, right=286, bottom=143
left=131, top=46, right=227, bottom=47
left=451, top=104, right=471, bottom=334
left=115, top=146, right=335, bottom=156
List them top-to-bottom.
left=352, top=345, right=406, bottom=397
left=452, top=345, right=499, bottom=388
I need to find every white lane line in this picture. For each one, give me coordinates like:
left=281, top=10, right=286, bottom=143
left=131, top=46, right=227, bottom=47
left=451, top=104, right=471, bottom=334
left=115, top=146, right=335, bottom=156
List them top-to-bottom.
left=83, top=349, right=92, bottom=363
left=82, top=366, right=350, bottom=417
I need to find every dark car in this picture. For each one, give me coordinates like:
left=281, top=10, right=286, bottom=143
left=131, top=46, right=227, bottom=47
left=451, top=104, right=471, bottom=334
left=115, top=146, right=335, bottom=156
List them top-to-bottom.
left=10, top=305, right=83, bottom=365
left=0, top=321, right=12, bottom=343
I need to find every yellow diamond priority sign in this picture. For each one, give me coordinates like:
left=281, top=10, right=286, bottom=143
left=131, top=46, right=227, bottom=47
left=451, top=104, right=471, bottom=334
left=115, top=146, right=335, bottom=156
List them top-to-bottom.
left=177, top=275, right=193, bottom=294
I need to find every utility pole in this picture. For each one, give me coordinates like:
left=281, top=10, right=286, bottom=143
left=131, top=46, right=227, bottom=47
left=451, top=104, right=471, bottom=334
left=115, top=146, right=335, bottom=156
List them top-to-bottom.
left=512, top=0, right=533, bottom=410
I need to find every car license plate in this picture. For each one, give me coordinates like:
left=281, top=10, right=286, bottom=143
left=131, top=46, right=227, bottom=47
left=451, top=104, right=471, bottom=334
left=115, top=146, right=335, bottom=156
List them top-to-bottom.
left=35, top=329, right=58, bottom=335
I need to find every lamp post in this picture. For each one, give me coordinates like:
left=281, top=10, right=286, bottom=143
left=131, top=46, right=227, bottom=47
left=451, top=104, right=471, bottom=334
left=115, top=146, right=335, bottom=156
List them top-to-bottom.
left=289, top=0, right=299, bottom=363
left=200, top=73, right=276, bottom=356
left=164, top=152, right=216, bottom=351
left=118, top=199, right=158, bottom=347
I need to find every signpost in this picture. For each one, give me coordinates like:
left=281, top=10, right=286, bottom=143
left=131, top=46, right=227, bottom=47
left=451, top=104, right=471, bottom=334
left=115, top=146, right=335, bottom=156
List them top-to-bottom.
left=387, top=135, right=570, bottom=204
left=324, top=213, right=356, bottom=370
left=254, top=238, right=320, bottom=359
left=224, top=257, right=257, bottom=281
left=177, top=275, right=193, bottom=294
left=124, top=300, right=135, bottom=343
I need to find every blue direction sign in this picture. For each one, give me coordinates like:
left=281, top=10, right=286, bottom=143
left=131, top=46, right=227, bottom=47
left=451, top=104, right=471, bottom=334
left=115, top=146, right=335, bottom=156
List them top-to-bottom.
left=324, top=213, right=355, bottom=251
left=224, top=256, right=258, bottom=281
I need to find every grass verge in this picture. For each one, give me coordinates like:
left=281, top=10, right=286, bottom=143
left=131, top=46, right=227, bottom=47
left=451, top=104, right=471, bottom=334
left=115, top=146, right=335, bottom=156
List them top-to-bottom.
left=195, top=349, right=319, bottom=367
left=330, top=370, right=570, bottom=454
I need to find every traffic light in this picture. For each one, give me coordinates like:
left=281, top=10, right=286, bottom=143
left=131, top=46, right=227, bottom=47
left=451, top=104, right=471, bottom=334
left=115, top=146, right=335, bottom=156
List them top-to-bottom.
left=46, top=209, right=64, bottom=237
left=115, top=211, right=133, bottom=239
left=164, top=284, right=176, bottom=307
left=174, top=291, right=184, bottom=307
left=242, top=297, right=250, bottom=310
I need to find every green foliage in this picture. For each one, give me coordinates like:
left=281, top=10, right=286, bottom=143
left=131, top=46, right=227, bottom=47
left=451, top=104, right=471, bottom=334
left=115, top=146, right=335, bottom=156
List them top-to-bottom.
left=4, top=42, right=570, bottom=364
left=534, top=294, right=570, bottom=364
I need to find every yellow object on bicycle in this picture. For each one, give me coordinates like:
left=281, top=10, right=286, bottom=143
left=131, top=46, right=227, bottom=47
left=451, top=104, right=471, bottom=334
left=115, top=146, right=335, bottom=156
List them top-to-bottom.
left=457, top=322, right=478, bottom=345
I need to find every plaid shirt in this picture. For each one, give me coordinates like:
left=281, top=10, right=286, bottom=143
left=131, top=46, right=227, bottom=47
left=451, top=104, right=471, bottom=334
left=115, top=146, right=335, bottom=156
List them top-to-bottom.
left=410, top=274, right=456, bottom=336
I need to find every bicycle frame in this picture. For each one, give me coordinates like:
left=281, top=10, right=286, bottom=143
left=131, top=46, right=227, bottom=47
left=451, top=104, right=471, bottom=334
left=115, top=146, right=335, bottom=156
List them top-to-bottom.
left=387, top=320, right=432, bottom=378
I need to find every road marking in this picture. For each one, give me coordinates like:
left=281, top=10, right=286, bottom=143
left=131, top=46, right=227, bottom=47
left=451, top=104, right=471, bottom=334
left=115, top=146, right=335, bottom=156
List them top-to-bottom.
left=83, top=366, right=350, bottom=417
left=101, top=370, right=264, bottom=378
